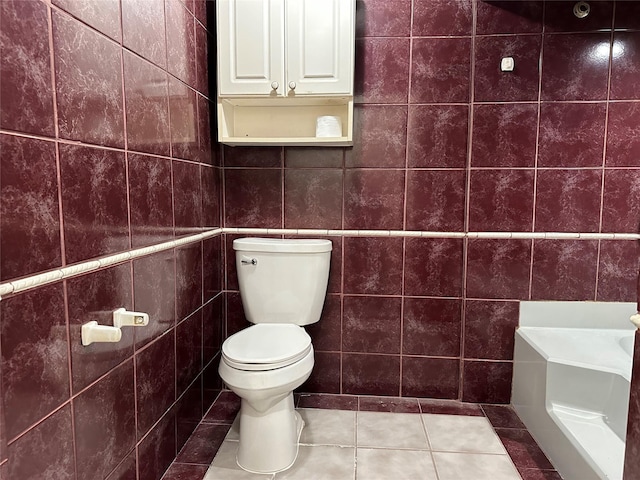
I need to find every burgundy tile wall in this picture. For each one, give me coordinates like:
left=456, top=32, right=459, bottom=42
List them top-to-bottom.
left=221, top=0, right=640, bottom=409
left=0, top=1, right=222, bottom=479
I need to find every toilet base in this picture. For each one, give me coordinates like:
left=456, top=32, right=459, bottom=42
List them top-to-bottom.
left=235, top=392, right=305, bottom=474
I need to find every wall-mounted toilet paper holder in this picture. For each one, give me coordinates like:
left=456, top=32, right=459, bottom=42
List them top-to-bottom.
left=81, top=308, right=149, bottom=346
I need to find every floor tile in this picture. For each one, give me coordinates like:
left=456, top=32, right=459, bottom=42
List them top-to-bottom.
left=203, top=391, right=241, bottom=424
left=297, top=394, right=359, bottom=411
left=359, top=396, right=421, bottom=413
left=418, top=399, right=485, bottom=416
left=482, top=405, right=526, bottom=429
left=299, top=409, right=356, bottom=446
left=357, top=411, right=429, bottom=449
left=423, top=414, right=506, bottom=454
left=176, top=423, right=230, bottom=464
left=495, top=428, right=554, bottom=469
left=205, top=441, right=273, bottom=479
left=274, top=445, right=355, bottom=480
left=356, top=448, right=438, bottom=480
left=432, top=452, right=521, bottom=480
left=163, top=463, right=209, bottom=480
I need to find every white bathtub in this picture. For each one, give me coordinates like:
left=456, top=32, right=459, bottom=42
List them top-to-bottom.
left=512, top=301, right=637, bottom=480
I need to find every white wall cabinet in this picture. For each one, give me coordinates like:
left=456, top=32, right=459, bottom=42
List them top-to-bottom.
left=216, top=0, right=355, bottom=145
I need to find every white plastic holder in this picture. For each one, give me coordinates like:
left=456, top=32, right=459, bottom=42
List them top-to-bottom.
left=501, top=57, right=515, bottom=72
left=113, top=308, right=149, bottom=328
left=631, top=313, right=640, bottom=329
left=81, top=321, right=122, bottom=346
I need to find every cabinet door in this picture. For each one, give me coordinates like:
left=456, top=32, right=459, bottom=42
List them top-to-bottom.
left=217, top=0, right=285, bottom=95
left=285, top=0, right=355, bottom=95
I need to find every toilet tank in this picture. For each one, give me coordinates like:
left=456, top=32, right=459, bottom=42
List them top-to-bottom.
left=233, top=238, right=332, bottom=326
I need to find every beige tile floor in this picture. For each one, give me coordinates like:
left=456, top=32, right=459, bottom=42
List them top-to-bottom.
left=204, top=408, right=523, bottom=480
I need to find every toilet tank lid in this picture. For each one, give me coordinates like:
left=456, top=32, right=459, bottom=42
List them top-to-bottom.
left=233, top=237, right=332, bottom=253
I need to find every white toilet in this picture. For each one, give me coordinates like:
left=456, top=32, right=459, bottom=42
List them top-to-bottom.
left=218, top=237, right=332, bottom=474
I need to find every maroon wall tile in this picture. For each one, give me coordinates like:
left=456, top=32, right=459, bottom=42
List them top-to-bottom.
left=0, top=0, right=55, bottom=136
left=53, top=0, right=121, bottom=41
left=121, top=0, right=166, bottom=68
left=165, top=0, right=196, bottom=86
left=355, top=0, right=412, bottom=37
left=412, top=0, right=472, bottom=36
left=476, top=1, right=543, bottom=35
left=544, top=1, right=613, bottom=33
left=615, top=2, right=640, bottom=30
left=52, top=10, right=124, bottom=147
left=195, top=23, right=209, bottom=96
left=541, top=33, right=610, bottom=101
left=611, top=33, right=640, bottom=100
left=474, top=35, right=541, bottom=102
left=411, top=37, right=471, bottom=104
left=355, top=38, right=410, bottom=104
left=123, top=52, right=171, bottom=156
left=169, top=79, right=199, bottom=162
left=196, top=95, right=214, bottom=165
left=538, top=102, right=606, bottom=168
left=606, top=102, right=640, bottom=167
left=472, top=103, right=538, bottom=168
left=346, top=105, right=408, bottom=168
left=407, top=105, right=468, bottom=169
left=0, top=135, right=61, bottom=281
left=59, top=144, right=130, bottom=264
left=224, top=146, right=282, bottom=168
left=285, top=148, right=343, bottom=169
left=128, top=153, right=174, bottom=247
left=173, top=160, right=203, bottom=235
left=201, top=166, right=221, bottom=228
left=224, top=169, right=282, bottom=228
left=284, top=169, right=343, bottom=229
left=344, top=169, right=405, bottom=230
left=469, top=169, right=535, bottom=232
left=534, top=169, right=602, bottom=233
left=602, top=169, right=640, bottom=233
left=406, top=170, right=466, bottom=232
left=203, top=236, right=222, bottom=302
left=343, top=237, right=403, bottom=295
left=404, top=238, right=464, bottom=297
left=466, top=239, right=532, bottom=300
left=531, top=240, right=599, bottom=300
left=597, top=241, right=639, bottom=303
left=176, top=242, right=203, bottom=322
left=133, top=251, right=176, bottom=349
left=67, top=264, right=134, bottom=393
left=1, top=284, right=68, bottom=441
left=306, top=294, right=342, bottom=352
left=203, top=296, right=223, bottom=365
left=343, top=296, right=402, bottom=354
left=403, top=298, right=462, bottom=357
left=464, top=300, right=519, bottom=361
left=176, top=310, right=203, bottom=396
left=136, top=332, right=176, bottom=438
left=299, top=352, right=341, bottom=394
left=342, top=353, right=400, bottom=396
left=402, top=357, right=460, bottom=399
left=462, top=360, right=513, bottom=404
left=74, top=361, right=135, bottom=480
left=176, top=378, right=203, bottom=450
left=6, top=405, right=74, bottom=480
left=137, top=411, right=176, bottom=480
left=106, top=451, right=137, bottom=480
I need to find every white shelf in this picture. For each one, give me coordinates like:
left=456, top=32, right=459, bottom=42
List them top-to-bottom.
left=217, top=96, right=353, bottom=147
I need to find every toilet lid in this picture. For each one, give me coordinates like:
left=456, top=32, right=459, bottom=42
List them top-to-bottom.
left=222, top=324, right=312, bottom=371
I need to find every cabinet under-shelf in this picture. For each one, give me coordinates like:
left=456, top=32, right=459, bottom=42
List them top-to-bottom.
left=217, top=96, right=353, bottom=147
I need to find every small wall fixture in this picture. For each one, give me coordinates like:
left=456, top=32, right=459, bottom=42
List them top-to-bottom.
left=573, top=1, right=590, bottom=18
left=501, top=57, right=515, bottom=72
left=81, top=308, right=149, bottom=346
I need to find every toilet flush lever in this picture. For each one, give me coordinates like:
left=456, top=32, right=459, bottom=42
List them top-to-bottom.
left=240, top=257, right=258, bottom=266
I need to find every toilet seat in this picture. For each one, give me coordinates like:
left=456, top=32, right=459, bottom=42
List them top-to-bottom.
left=222, top=324, right=312, bottom=371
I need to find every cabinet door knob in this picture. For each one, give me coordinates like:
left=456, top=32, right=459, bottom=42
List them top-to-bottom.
left=270, top=81, right=279, bottom=90
left=288, top=81, right=296, bottom=90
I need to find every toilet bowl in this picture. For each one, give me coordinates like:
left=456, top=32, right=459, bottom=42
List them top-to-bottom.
left=218, top=238, right=331, bottom=474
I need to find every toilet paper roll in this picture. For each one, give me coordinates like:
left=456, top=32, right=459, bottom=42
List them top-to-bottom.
left=316, top=116, right=342, bottom=138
